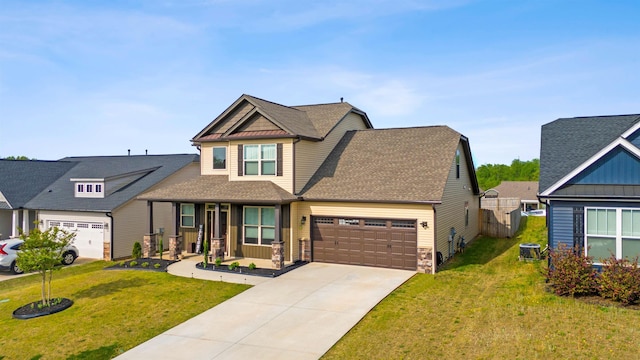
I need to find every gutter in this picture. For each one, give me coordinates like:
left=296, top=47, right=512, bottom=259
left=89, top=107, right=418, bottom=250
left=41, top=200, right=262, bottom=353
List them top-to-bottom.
left=106, top=212, right=114, bottom=261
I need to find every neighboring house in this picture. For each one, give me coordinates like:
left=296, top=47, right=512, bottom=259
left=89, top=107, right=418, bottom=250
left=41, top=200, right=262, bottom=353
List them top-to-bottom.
left=140, top=94, right=480, bottom=273
left=538, top=114, right=640, bottom=264
left=0, top=155, right=199, bottom=260
left=0, top=160, right=77, bottom=239
left=491, top=181, right=542, bottom=211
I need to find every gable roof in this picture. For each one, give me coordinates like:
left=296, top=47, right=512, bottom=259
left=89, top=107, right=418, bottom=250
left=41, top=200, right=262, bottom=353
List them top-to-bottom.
left=192, top=94, right=372, bottom=142
left=539, top=114, right=640, bottom=195
left=300, top=126, right=479, bottom=203
left=25, top=154, right=199, bottom=212
left=0, top=160, right=77, bottom=209
left=138, top=175, right=297, bottom=204
left=492, top=181, right=539, bottom=201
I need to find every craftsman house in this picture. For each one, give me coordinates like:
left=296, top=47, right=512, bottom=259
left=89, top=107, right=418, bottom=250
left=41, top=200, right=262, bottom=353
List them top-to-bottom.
left=139, top=94, right=481, bottom=273
left=539, top=114, right=640, bottom=264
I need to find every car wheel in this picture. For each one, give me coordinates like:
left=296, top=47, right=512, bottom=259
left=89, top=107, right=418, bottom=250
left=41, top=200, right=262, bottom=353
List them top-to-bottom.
left=62, top=251, right=77, bottom=265
left=10, top=260, right=23, bottom=275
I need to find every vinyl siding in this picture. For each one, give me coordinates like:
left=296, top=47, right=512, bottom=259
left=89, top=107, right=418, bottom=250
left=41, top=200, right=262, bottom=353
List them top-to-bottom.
left=294, top=113, right=369, bottom=193
left=229, top=138, right=294, bottom=193
left=201, top=142, right=230, bottom=176
left=434, top=142, right=480, bottom=261
left=112, top=162, right=200, bottom=259
left=293, top=201, right=434, bottom=261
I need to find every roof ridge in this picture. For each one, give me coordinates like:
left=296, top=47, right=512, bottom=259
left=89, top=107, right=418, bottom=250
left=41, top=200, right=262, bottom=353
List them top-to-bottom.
left=244, top=94, right=303, bottom=112
left=293, top=101, right=351, bottom=107
left=558, top=113, right=640, bottom=120
left=353, top=125, right=452, bottom=132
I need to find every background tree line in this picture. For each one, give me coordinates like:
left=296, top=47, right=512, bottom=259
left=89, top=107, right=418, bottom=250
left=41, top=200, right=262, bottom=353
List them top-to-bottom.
left=476, top=158, right=539, bottom=190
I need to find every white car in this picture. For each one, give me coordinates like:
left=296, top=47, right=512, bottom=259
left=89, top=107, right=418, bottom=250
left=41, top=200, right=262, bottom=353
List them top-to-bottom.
left=0, top=238, right=79, bottom=274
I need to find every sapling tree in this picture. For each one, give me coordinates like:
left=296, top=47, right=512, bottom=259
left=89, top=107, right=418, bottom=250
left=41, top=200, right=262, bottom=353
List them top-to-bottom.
left=17, top=226, right=76, bottom=307
left=203, top=238, right=209, bottom=268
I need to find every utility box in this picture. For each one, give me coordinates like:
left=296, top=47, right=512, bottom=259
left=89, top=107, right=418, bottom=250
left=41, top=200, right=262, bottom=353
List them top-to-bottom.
left=519, top=243, right=541, bottom=260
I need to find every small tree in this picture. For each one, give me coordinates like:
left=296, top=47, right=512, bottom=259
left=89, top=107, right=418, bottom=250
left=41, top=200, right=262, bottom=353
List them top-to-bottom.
left=17, top=227, right=75, bottom=307
left=203, top=239, right=209, bottom=268
left=132, top=241, right=142, bottom=259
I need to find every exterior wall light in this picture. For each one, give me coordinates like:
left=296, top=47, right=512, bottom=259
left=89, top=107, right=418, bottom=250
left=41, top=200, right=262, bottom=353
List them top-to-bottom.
left=301, top=216, right=307, bottom=225
left=420, top=221, right=428, bottom=229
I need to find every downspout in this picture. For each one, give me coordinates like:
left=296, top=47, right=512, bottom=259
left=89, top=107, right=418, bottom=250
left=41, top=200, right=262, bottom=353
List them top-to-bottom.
left=106, top=212, right=114, bottom=261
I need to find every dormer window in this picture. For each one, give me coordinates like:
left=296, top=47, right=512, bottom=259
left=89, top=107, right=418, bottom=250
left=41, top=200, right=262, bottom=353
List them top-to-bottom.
left=213, top=147, right=226, bottom=170
left=72, top=178, right=105, bottom=198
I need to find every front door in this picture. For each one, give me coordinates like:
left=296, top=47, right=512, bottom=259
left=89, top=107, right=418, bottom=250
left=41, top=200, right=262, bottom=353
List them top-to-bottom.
left=206, top=204, right=229, bottom=256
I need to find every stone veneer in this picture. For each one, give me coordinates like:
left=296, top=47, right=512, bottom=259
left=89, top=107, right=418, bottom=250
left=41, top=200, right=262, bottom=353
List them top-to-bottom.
left=143, top=233, right=157, bottom=258
left=169, top=235, right=182, bottom=260
left=211, top=238, right=225, bottom=261
left=299, top=238, right=311, bottom=262
left=272, top=241, right=284, bottom=270
left=103, top=242, right=110, bottom=260
left=417, top=247, right=433, bottom=274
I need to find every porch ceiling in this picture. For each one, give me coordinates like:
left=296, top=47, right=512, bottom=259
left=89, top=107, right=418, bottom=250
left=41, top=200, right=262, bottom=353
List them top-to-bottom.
left=138, top=175, right=297, bottom=204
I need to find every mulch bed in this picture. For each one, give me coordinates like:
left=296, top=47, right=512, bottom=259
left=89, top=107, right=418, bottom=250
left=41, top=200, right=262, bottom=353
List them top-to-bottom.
left=104, top=258, right=178, bottom=272
left=196, top=260, right=308, bottom=278
left=13, top=298, right=73, bottom=319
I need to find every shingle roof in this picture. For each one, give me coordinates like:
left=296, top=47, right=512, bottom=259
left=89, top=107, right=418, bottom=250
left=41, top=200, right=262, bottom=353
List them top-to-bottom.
left=192, top=94, right=371, bottom=142
left=539, top=114, right=640, bottom=192
left=300, top=126, right=475, bottom=203
left=25, top=154, right=199, bottom=212
left=0, top=160, right=77, bottom=208
left=138, top=175, right=297, bottom=204
left=493, top=181, right=539, bottom=201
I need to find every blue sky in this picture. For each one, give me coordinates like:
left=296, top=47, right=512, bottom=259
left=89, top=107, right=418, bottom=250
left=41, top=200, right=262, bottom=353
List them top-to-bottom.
left=1, top=0, right=639, bottom=166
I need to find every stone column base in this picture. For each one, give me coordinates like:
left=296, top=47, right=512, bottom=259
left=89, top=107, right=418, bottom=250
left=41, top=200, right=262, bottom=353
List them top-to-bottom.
left=143, top=233, right=157, bottom=258
left=169, top=235, right=182, bottom=260
left=211, top=238, right=225, bottom=261
left=299, top=238, right=310, bottom=262
left=272, top=241, right=285, bottom=270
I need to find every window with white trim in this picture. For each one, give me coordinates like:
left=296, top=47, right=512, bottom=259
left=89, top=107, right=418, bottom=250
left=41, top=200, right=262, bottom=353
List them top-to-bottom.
left=244, top=144, right=276, bottom=176
left=213, top=147, right=226, bottom=170
left=74, top=182, right=104, bottom=198
left=180, top=204, right=195, bottom=228
left=243, top=206, right=275, bottom=245
left=585, top=207, right=640, bottom=263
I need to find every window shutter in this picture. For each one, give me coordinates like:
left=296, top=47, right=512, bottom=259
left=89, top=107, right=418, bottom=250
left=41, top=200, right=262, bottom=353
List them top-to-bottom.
left=276, top=143, right=283, bottom=176
left=238, top=144, right=243, bottom=176
left=573, top=206, right=584, bottom=252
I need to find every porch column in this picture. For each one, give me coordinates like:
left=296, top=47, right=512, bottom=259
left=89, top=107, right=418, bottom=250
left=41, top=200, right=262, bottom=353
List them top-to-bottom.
left=146, top=201, right=154, bottom=234
left=171, top=202, right=178, bottom=237
left=211, top=203, right=224, bottom=261
left=271, top=204, right=284, bottom=270
left=22, top=209, right=29, bottom=235
left=11, top=210, right=18, bottom=238
left=143, top=233, right=157, bottom=258
left=169, top=235, right=182, bottom=260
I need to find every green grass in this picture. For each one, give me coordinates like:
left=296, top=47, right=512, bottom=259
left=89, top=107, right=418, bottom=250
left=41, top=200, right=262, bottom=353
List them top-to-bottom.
left=323, top=217, right=640, bottom=359
left=0, top=261, right=249, bottom=359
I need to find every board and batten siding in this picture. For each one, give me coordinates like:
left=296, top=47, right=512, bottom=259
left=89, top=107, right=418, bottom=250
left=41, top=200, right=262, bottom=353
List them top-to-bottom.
left=294, top=113, right=369, bottom=194
left=228, top=138, right=294, bottom=193
left=434, top=142, right=480, bottom=262
left=293, top=201, right=434, bottom=262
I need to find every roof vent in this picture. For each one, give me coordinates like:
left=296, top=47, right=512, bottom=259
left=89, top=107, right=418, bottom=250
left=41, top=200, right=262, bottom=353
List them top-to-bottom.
left=340, top=97, right=343, bottom=103
left=128, top=149, right=131, bottom=156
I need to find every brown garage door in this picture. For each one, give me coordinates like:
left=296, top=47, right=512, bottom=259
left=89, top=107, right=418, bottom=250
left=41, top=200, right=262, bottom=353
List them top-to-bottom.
left=311, top=216, right=417, bottom=270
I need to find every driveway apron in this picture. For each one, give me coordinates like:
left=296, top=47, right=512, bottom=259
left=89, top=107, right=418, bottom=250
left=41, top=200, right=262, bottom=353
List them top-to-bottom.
left=115, top=262, right=414, bottom=360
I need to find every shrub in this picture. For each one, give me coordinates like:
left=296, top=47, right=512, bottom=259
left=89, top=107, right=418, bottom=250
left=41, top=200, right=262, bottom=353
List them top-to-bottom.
left=132, top=242, right=142, bottom=260
left=546, top=244, right=598, bottom=297
left=597, top=255, right=640, bottom=305
left=215, top=257, right=222, bottom=267
left=129, top=261, right=138, bottom=267
left=228, top=261, right=240, bottom=270
left=141, top=262, right=149, bottom=268
left=248, top=262, right=257, bottom=270
left=154, top=263, right=161, bottom=269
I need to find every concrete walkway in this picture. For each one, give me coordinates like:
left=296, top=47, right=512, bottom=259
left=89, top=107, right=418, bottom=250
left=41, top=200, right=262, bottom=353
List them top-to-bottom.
left=116, top=259, right=414, bottom=359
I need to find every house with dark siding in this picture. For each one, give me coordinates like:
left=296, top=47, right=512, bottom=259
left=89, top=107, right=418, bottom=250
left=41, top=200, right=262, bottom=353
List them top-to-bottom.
left=538, top=114, right=640, bottom=264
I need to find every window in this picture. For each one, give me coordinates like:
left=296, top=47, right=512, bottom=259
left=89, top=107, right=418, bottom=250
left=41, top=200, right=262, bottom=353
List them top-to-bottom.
left=244, top=144, right=276, bottom=176
left=213, top=147, right=226, bottom=170
left=456, top=149, right=461, bottom=179
left=74, top=182, right=104, bottom=198
left=77, top=184, right=84, bottom=193
left=86, top=184, right=93, bottom=192
left=95, top=184, right=102, bottom=193
left=180, top=204, right=195, bottom=228
left=243, top=206, right=275, bottom=245
left=586, top=208, right=640, bottom=263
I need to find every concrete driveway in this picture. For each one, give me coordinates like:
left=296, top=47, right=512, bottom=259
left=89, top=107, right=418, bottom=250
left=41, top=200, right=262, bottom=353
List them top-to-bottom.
left=116, top=262, right=414, bottom=360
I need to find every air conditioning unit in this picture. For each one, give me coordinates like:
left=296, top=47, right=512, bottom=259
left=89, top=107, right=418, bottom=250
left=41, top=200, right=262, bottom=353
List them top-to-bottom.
left=519, top=243, right=541, bottom=260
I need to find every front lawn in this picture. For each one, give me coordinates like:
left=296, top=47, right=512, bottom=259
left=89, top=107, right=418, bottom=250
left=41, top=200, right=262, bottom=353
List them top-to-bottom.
left=323, top=217, right=640, bottom=359
left=0, top=261, right=249, bottom=359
